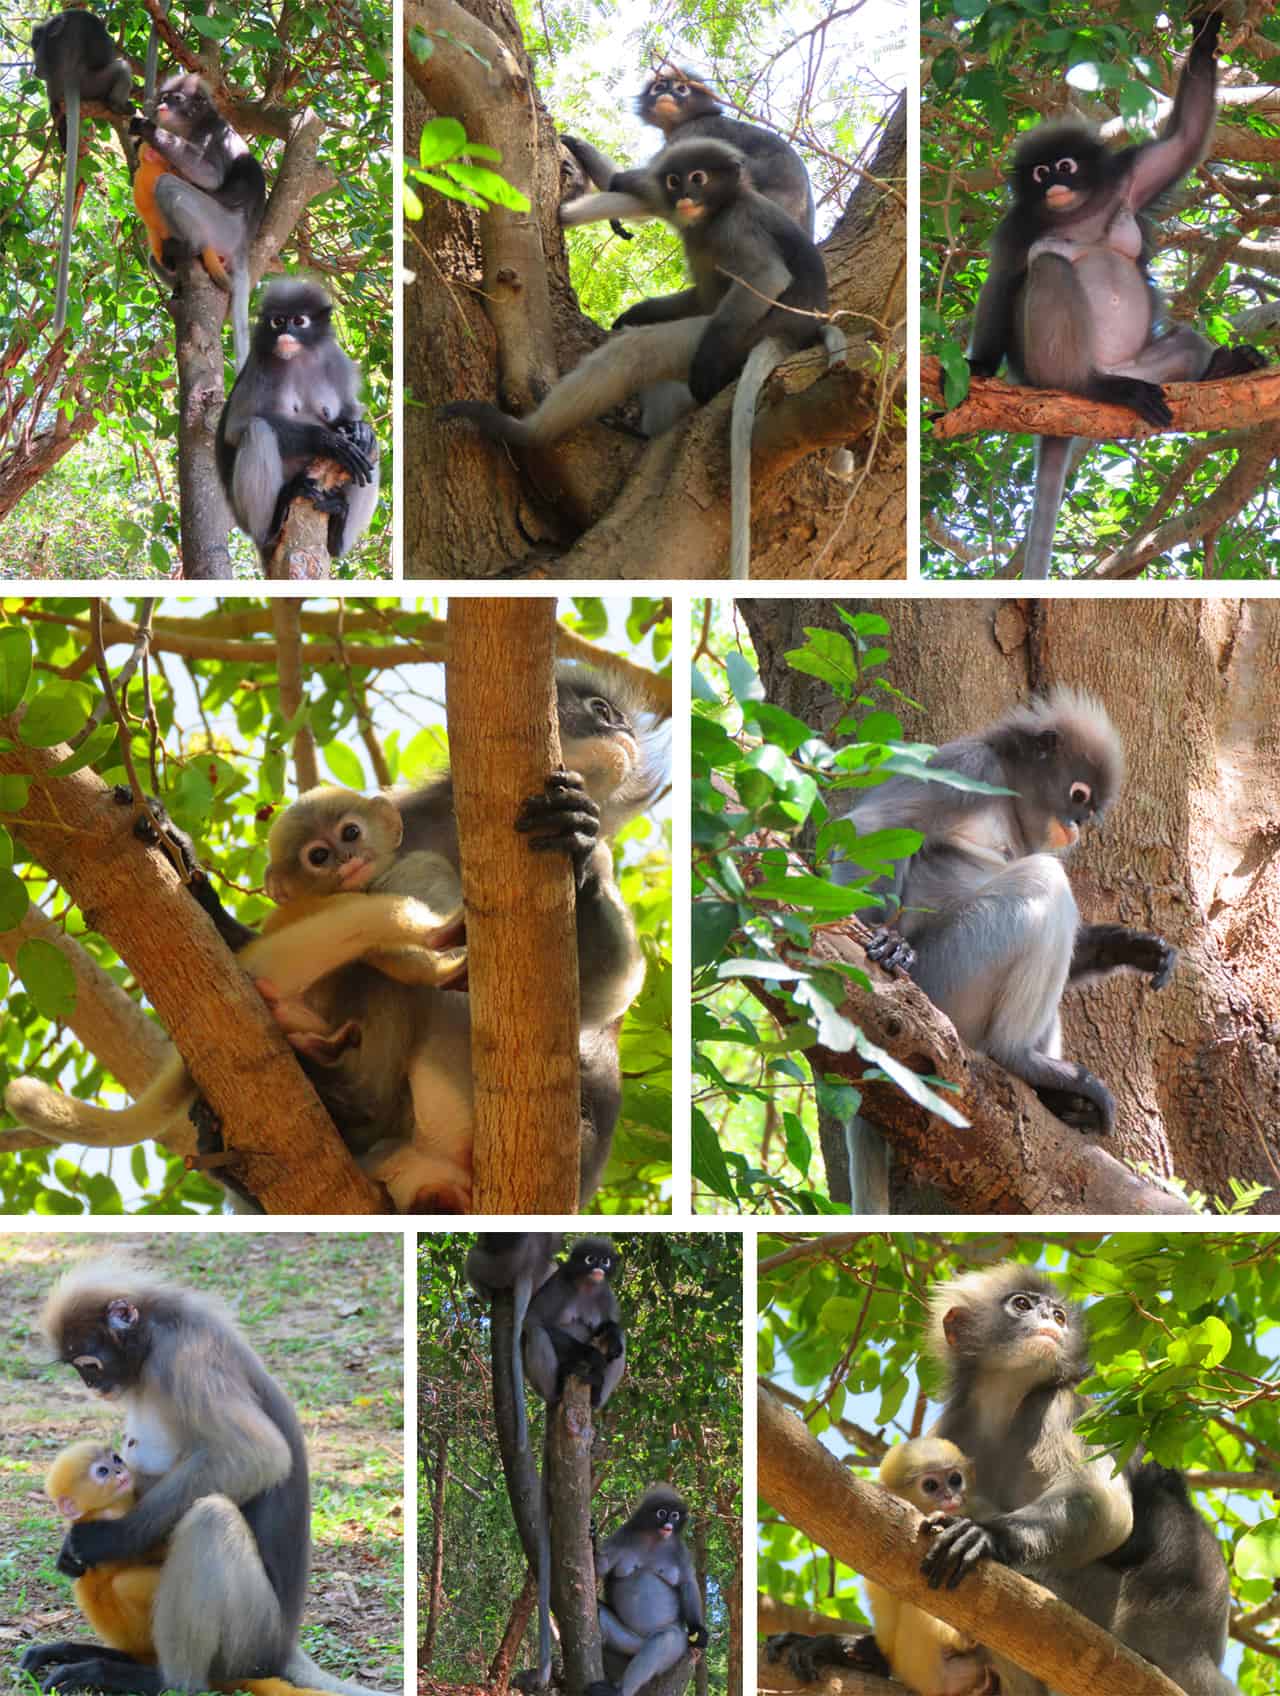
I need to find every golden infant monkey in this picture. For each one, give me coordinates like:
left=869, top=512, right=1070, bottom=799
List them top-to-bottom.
left=5, top=788, right=469, bottom=1208
left=870, top=1440, right=995, bottom=1696
left=43, top=1442, right=330, bottom=1696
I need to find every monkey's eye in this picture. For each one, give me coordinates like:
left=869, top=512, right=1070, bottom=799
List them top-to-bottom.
left=673, top=83, right=689, bottom=95
left=1056, top=157, right=1077, bottom=173
left=1032, top=164, right=1050, bottom=184
left=689, top=170, right=708, bottom=187
left=666, top=175, right=681, bottom=191
left=589, top=695, right=617, bottom=723
left=1069, top=782, right=1091, bottom=806
left=339, top=821, right=363, bottom=844
left=306, top=844, right=332, bottom=868
left=1011, top=1294, right=1032, bottom=1311
left=1052, top=1307, right=1067, bottom=1326
left=90, top=1462, right=111, bottom=1481
left=946, top=1472, right=964, bottom=1489
left=920, top=1477, right=940, bottom=1494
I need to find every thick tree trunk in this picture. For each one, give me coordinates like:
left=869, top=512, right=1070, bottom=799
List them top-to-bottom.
left=405, top=0, right=905, bottom=579
left=739, top=596, right=1280, bottom=1212
left=447, top=598, right=581, bottom=1212
left=548, top=1379, right=603, bottom=1691
left=420, top=1428, right=448, bottom=1664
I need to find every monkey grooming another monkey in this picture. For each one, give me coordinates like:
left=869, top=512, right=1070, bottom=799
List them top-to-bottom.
left=32, top=9, right=134, bottom=338
left=830, top=689, right=1176, bottom=1212
left=21, top=1261, right=386, bottom=1696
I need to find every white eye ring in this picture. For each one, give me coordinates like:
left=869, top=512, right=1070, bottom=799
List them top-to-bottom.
left=1056, top=157, right=1077, bottom=173
left=1032, top=164, right=1050, bottom=184
left=1070, top=782, right=1091, bottom=805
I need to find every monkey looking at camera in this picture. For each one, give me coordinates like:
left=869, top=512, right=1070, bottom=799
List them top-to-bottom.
left=32, top=9, right=134, bottom=338
left=966, top=12, right=1265, bottom=578
left=559, top=64, right=814, bottom=240
left=128, top=74, right=266, bottom=371
left=443, top=138, right=837, bottom=581
left=216, top=280, right=380, bottom=565
left=831, top=689, right=1176, bottom=1212
left=467, top=1234, right=564, bottom=1453
left=524, top=1237, right=628, bottom=1684
left=21, top=1262, right=387, bottom=1696
left=587, top=1487, right=707, bottom=1696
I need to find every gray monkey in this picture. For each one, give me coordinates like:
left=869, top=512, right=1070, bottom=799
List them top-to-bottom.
left=32, top=9, right=134, bottom=338
left=966, top=12, right=1265, bottom=578
left=129, top=74, right=267, bottom=371
left=443, top=138, right=839, bottom=582
left=216, top=280, right=380, bottom=567
left=831, top=689, right=1176, bottom=1212
left=466, top=1233, right=564, bottom=1451
left=524, top=1236, right=627, bottom=1684
left=20, top=1259, right=386, bottom=1696
left=770, top=1264, right=1238, bottom=1696
left=588, top=1487, right=707, bottom=1696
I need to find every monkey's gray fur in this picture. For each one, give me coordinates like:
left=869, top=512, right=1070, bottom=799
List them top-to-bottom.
left=832, top=690, right=1175, bottom=1212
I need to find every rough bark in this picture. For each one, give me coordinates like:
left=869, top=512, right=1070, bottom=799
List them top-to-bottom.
left=405, top=0, right=905, bottom=579
left=738, top=597, right=1280, bottom=1212
left=447, top=599, right=581, bottom=1212
left=0, top=738, right=383, bottom=1212
left=548, top=1378, right=603, bottom=1692
left=758, top=1389, right=1186, bottom=1696
left=420, top=1427, right=449, bottom=1664
left=488, top=1568, right=539, bottom=1690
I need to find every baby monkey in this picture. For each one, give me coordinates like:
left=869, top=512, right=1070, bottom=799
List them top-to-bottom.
left=871, top=1441, right=995, bottom=1696
left=41, top=1442, right=329, bottom=1696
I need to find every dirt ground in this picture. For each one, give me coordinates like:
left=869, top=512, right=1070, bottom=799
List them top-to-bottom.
left=1, top=1232, right=405, bottom=1694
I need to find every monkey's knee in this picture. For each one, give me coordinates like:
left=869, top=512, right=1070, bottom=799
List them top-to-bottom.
left=231, top=419, right=287, bottom=545
left=152, top=1495, right=284, bottom=1684
left=598, top=1605, right=645, bottom=1655
left=619, top=1627, right=688, bottom=1696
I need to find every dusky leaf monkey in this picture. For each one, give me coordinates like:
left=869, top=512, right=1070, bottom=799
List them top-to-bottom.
left=32, top=8, right=135, bottom=338
left=966, top=11, right=1266, bottom=578
left=558, top=65, right=814, bottom=240
left=128, top=73, right=266, bottom=371
left=443, top=138, right=837, bottom=582
left=216, top=280, right=380, bottom=565
left=6, top=663, right=661, bottom=1213
left=830, top=690, right=1175, bottom=1212
left=4, top=789, right=472, bottom=1211
left=466, top=1233, right=564, bottom=1452
left=524, top=1237, right=628, bottom=1683
left=21, top=1261, right=388, bottom=1696
left=917, top=1264, right=1239, bottom=1696
left=869, top=1441, right=995, bottom=1696
left=41, top=1442, right=334, bottom=1696
left=587, top=1487, right=707, bottom=1696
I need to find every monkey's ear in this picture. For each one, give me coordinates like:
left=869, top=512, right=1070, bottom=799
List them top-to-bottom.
left=369, top=795, right=403, bottom=846
left=265, top=864, right=290, bottom=904
left=941, top=1304, right=970, bottom=1347
left=56, top=1495, right=81, bottom=1518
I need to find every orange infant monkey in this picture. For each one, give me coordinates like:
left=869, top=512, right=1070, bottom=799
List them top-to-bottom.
left=869, top=1440, right=995, bottom=1696
left=44, top=1441, right=327, bottom=1696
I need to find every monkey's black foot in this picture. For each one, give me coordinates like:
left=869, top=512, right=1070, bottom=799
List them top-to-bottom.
left=608, top=220, right=633, bottom=240
left=1202, top=344, right=1267, bottom=379
left=966, top=356, right=1000, bottom=381
left=1092, top=375, right=1172, bottom=428
left=515, top=771, right=601, bottom=882
left=122, top=789, right=201, bottom=877
left=864, top=926, right=916, bottom=976
left=1035, top=1085, right=1112, bottom=1134
left=764, top=1632, right=888, bottom=1681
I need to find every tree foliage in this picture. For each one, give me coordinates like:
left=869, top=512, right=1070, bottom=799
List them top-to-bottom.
left=921, top=0, right=1280, bottom=579
left=0, top=595, right=672, bottom=1214
left=417, top=1231, right=742, bottom=1687
left=759, top=1232, right=1280, bottom=1693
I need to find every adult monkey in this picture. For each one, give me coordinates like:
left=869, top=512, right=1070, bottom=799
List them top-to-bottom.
left=32, top=8, right=134, bottom=338
left=966, top=10, right=1266, bottom=578
left=129, top=72, right=267, bottom=370
left=443, top=138, right=839, bottom=581
left=829, top=690, right=1176, bottom=1212
left=466, top=1233, right=564, bottom=1452
left=20, top=1261, right=388, bottom=1696
left=770, top=1264, right=1238, bottom=1696
left=588, top=1487, right=707, bottom=1696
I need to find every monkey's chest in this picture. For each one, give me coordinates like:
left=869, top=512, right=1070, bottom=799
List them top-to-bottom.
left=1028, top=238, right=1153, bottom=365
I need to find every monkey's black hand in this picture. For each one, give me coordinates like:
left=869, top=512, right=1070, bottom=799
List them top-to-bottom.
left=1189, top=10, right=1223, bottom=63
left=129, top=113, right=158, bottom=142
left=559, top=134, right=591, bottom=167
left=609, top=219, right=633, bottom=240
left=335, top=418, right=378, bottom=460
left=320, top=430, right=376, bottom=485
left=515, top=771, right=601, bottom=885
left=121, top=787, right=200, bottom=878
left=1070, top=923, right=1176, bottom=990
left=865, top=926, right=916, bottom=975
left=1036, top=1065, right=1114, bottom=1134
left=593, top=1318, right=625, bottom=1361
left=920, top=1514, right=999, bottom=1589
left=60, top=1515, right=124, bottom=1573
left=55, top=1528, right=87, bottom=1579
left=687, top=1625, right=709, bottom=1649
left=765, top=1633, right=888, bottom=1680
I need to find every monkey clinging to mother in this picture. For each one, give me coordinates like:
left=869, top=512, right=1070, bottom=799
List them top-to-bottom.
left=409, top=4, right=909, bottom=582
left=921, top=4, right=1279, bottom=582
left=12, top=5, right=389, bottom=579
left=0, top=596, right=673, bottom=1218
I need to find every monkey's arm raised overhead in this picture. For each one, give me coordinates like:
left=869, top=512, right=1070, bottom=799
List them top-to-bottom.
left=1125, top=9, right=1222, bottom=209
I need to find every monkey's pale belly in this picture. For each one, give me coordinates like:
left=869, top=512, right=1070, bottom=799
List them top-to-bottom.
left=1074, top=253, right=1153, bottom=367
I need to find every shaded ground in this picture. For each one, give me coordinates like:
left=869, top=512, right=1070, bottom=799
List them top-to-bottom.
left=1, top=1233, right=405, bottom=1694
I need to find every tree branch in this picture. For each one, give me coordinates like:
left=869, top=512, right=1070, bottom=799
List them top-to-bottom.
left=758, top=1388, right=1187, bottom=1696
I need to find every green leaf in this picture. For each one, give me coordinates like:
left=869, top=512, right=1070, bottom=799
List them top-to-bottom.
left=407, top=24, right=434, bottom=60
left=419, top=117, right=468, bottom=167
left=443, top=163, right=530, bottom=211
left=0, top=625, right=33, bottom=714
left=17, top=682, right=93, bottom=748
left=49, top=721, right=119, bottom=776
left=322, top=742, right=366, bottom=790
left=0, top=865, right=30, bottom=930
left=692, top=899, right=739, bottom=967
left=16, top=937, right=77, bottom=1019
left=691, top=1107, right=734, bottom=1198
left=1234, top=1520, right=1280, bottom=1581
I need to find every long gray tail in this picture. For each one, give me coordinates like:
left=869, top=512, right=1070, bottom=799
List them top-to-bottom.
left=53, top=86, right=80, bottom=336
left=232, top=263, right=250, bottom=372
left=729, top=338, right=787, bottom=582
left=1022, top=435, right=1073, bottom=579
left=847, top=1113, right=891, bottom=1214
left=513, top=1273, right=531, bottom=1455
left=537, top=1431, right=552, bottom=1683
left=284, top=1646, right=391, bottom=1696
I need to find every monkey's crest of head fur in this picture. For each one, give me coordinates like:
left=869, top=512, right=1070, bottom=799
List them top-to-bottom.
left=1006, top=119, right=1104, bottom=187
left=652, top=137, right=746, bottom=182
left=257, top=278, right=334, bottom=324
left=1000, top=687, right=1124, bottom=810
left=569, top=1233, right=618, bottom=1262
left=42, top=1256, right=239, bottom=1357
left=925, top=1261, right=1084, bottom=1371
left=879, top=1435, right=968, bottom=1492
left=626, top=1484, right=688, bottom=1527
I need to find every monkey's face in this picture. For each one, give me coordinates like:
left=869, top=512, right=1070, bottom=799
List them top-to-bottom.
left=639, top=70, right=717, bottom=134
left=153, top=75, right=213, bottom=139
left=1010, top=126, right=1108, bottom=225
left=662, top=159, right=737, bottom=226
left=255, top=292, right=337, bottom=364
left=266, top=790, right=402, bottom=902
left=569, top=1238, right=618, bottom=1284
left=994, top=1287, right=1073, bottom=1373
left=56, top=1296, right=148, bottom=1397
left=73, top=1451, right=134, bottom=1514
left=907, top=1464, right=967, bottom=1517
left=628, top=1494, right=687, bottom=1539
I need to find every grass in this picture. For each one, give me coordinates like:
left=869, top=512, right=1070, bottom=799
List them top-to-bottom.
left=0, top=1232, right=405, bottom=1695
